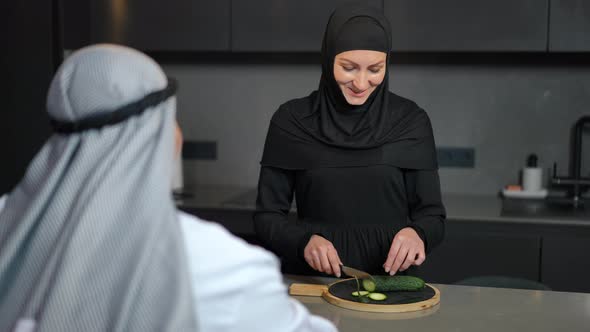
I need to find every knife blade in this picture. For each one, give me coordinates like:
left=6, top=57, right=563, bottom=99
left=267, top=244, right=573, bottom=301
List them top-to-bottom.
left=340, top=265, right=372, bottom=279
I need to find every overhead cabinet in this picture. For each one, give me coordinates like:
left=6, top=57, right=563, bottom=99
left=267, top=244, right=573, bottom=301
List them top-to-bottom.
left=64, top=0, right=231, bottom=51
left=64, top=0, right=590, bottom=53
left=231, top=0, right=383, bottom=52
left=384, top=0, right=549, bottom=51
left=549, top=0, right=590, bottom=51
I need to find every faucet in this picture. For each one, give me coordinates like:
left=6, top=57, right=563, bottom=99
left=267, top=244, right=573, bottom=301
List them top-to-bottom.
left=552, top=115, right=590, bottom=207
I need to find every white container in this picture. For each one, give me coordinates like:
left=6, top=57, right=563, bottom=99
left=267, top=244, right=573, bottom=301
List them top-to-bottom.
left=522, top=167, right=543, bottom=192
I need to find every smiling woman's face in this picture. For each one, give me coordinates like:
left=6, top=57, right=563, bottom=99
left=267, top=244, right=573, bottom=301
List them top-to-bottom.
left=333, top=50, right=387, bottom=106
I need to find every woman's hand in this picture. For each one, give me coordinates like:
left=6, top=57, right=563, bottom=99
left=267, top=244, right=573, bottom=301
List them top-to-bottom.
left=383, top=227, right=425, bottom=275
left=304, top=235, right=343, bottom=277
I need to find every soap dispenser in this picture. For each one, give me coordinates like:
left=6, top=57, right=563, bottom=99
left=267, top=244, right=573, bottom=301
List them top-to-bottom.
left=522, top=154, right=543, bottom=192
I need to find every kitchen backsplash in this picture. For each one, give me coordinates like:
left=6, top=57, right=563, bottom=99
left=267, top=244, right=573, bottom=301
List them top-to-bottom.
left=164, top=62, right=590, bottom=195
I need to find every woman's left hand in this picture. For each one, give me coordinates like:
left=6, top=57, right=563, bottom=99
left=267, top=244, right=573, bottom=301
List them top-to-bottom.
left=383, top=227, right=425, bottom=275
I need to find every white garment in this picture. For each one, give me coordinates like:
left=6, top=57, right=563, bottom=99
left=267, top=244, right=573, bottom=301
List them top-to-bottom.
left=0, top=195, right=336, bottom=332
left=178, top=211, right=337, bottom=332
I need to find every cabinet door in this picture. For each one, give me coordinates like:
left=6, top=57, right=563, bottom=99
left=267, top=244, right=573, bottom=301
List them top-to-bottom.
left=1, top=0, right=53, bottom=193
left=89, top=0, right=230, bottom=51
left=232, top=0, right=382, bottom=52
left=384, top=0, right=548, bottom=51
left=549, top=0, right=590, bottom=51
left=179, top=207, right=261, bottom=246
left=418, top=228, right=541, bottom=284
left=542, top=235, right=590, bottom=292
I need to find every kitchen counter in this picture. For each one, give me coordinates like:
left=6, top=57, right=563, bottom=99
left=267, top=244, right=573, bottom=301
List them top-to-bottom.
left=177, top=185, right=590, bottom=226
left=283, top=275, right=590, bottom=332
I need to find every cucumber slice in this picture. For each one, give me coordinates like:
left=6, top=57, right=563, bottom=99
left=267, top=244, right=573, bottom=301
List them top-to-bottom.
left=362, top=279, right=376, bottom=292
left=351, top=291, right=369, bottom=297
left=368, top=292, right=387, bottom=301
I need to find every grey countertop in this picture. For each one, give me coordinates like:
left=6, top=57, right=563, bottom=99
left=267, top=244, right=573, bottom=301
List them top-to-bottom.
left=177, top=185, right=590, bottom=226
left=283, top=275, right=590, bottom=332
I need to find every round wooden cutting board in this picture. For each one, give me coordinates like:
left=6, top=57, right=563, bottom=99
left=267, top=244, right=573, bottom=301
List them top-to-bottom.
left=289, top=278, right=440, bottom=313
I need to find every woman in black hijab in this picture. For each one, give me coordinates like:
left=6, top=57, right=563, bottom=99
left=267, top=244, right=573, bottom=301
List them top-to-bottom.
left=254, top=4, right=445, bottom=277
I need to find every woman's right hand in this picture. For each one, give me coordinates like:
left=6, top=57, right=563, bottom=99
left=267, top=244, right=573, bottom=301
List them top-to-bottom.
left=303, top=235, right=343, bottom=277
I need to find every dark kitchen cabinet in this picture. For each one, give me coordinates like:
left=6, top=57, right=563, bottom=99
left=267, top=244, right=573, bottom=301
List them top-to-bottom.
left=1, top=0, right=54, bottom=194
left=62, top=0, right=563, bottom=53
left=63, top=0, right=231, bottom=51
left=231, top=0, right=382, bottom=52
left=384, top=0, right=549, bottom=51
left=549, top=0, right=590, bottom=51
left=187, top=208, right=260, bottom=245
left=416, top=222, right=542, bottom=284
left=542, top=235, right=590, bottom=292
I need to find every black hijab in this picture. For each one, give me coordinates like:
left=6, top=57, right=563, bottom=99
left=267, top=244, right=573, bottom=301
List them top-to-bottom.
left=261, top=4, right=438, bottom=170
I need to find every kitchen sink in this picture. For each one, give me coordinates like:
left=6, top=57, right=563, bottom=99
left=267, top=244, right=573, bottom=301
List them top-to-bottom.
left=501, top=197, right=590, bottom=219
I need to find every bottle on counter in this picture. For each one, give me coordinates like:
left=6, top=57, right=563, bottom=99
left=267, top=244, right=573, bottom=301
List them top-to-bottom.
left=502, top=153, right=548, bottom=199
left=522, top=154, right=543, bottom=192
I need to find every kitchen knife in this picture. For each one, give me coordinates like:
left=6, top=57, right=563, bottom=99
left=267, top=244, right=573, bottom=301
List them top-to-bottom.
left=340, top=265, right=372, bottom=279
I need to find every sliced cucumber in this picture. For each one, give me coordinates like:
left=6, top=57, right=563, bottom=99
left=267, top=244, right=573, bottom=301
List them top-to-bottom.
left=351, top=291, right=369, bottom=297
left=368, top=292, right=387, bottom=301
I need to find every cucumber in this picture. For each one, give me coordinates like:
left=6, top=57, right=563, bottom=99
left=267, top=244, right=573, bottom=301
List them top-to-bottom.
left=362, top=275, right=425, bottom=292
left=351, top=291, right=369, bottom=297
left=368, top=292, right=387, bottom=301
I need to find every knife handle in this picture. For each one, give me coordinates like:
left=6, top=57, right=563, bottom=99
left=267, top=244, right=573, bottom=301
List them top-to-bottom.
left=289, top=283, right=328, bottom=297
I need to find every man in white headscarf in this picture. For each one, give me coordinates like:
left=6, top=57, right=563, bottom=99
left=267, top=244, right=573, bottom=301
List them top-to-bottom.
left=0, top=44, right=337, bottom=332
left=0, top=44, right=197, bottom=332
